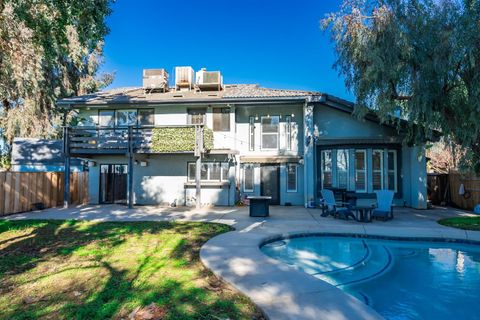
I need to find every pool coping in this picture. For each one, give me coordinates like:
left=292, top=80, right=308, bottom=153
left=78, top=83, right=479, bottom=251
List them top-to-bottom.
left=200, top=227, right=480, bottom=320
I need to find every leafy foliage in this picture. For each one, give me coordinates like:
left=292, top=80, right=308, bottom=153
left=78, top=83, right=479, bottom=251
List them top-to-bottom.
left=0, top=0, right=113, bottom=147
left=322, top=0, right=480, bottom=173
left=151, top=127, right=214, bottom=153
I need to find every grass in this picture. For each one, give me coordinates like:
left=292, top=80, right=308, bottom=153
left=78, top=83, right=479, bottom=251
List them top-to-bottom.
left=438, top=216, right=480, bottom=231
left=0, top=220, right=264, bottom=320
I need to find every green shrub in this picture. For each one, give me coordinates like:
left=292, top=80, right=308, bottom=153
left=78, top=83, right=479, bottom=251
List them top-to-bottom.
left=151, top=126, right=213, bottom=153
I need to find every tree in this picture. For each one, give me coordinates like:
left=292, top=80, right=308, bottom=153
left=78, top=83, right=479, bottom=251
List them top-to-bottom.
left=0, top=0, right=113, bottom=148
left=322, top=0, right=480, bottom=173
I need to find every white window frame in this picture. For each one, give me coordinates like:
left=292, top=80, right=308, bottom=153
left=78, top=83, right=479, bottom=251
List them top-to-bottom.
left=115, top=109, right=138, bottom=127
left=285, top=115, right=292, bottom=151
left=249, top=116, right=255, bottom=151
left=260, top=116, right=280, bottom=150
left=336, top=149, right=349, bottom=189
left=355, top=149, right=367, bottom=193
left=372, top=149, right=384, bottom=190
left=321, top=150, right=333, bottom=189
left=387, top=150, right=398, bottom=192
left=187, top=162, right=228, bottom=182
left=286, top=164, right=297, bottom=192
left=243, top=165, right=254, bottom=192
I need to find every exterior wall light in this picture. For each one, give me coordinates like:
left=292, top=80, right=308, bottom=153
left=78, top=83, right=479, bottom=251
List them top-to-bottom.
left=87, top=161, right=96, bottom=167
left=140, top=161, right=148, bottom=167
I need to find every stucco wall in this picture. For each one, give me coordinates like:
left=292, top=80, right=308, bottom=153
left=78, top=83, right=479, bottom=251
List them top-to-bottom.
left=86, top=154, right=234, bottom=206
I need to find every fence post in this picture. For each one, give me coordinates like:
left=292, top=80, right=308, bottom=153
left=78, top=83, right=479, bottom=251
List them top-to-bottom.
left=63, top=126, right=70, bottom=208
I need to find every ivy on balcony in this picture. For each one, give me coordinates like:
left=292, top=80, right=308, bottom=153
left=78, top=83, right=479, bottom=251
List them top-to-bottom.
left=151, top=126, right=214, bottom=153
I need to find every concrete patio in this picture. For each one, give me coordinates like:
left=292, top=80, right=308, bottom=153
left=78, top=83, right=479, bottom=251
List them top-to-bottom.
left=4, top=205, right=480, bottom=320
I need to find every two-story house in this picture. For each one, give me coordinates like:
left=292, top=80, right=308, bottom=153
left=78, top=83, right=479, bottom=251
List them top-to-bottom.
left=57, top=67, right=428, bottom=209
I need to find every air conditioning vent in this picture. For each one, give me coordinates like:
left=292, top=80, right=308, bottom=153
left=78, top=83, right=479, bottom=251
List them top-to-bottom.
left=175, top=66, right=195, bottom=91
left=196, top=68, right=223, bottom=91
left=143, top=69, right=169, bottom=93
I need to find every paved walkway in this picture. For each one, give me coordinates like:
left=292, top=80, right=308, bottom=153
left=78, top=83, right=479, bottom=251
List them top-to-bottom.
left=4, top=205, right=480, bottom=320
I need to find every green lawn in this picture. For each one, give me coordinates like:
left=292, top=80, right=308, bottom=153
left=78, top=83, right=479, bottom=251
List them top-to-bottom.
left=438, top=216, right=480, bottom=231
left=0, top=220, right=263, bottom=320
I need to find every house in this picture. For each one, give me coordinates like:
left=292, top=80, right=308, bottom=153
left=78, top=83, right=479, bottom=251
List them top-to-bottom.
left=57, top=67, right=428, bottom=209
left=11, top=138, right=85, bottom=172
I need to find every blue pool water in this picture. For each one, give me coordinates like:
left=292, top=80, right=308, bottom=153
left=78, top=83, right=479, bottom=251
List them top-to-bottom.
left=261, top=236, right=480, bottom=319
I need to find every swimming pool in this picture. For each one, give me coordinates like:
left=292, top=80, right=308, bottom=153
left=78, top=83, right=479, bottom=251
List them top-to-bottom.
left=261, top=235, right=480, bottom=320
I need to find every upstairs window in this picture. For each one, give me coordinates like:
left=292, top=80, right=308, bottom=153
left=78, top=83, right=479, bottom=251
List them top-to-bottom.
left=213, top=107, right=230, bottom=131
left=187, top=108, right=206, bottom=125
left=116, top=109, right=137, bottom=127
left=138, top=109, right=154, bottom=126
left=98, top=110, right=115, bottom=127
left=285, top=115, right=292, bottom=150
left=249, top=116, right=255, bottom=151
left=261, top=116, right=279, bottom=150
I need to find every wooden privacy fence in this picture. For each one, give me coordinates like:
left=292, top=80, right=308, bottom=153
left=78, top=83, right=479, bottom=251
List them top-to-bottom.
left=0, top=172, right=88, bottom=216
left=448, top=172, right=480, bottom=211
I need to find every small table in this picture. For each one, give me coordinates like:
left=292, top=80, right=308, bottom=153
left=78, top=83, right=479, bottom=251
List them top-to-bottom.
left=248, top=196, right=271, bottom=217
left=353, top=205, right=375, bottom=222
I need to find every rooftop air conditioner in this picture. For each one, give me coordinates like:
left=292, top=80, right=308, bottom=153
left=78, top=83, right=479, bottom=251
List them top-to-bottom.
left=175, top=66, right=195, bottom=91
left=196, top=68, right=223, bottom=91
left=143, top=69, right=169, bottom=92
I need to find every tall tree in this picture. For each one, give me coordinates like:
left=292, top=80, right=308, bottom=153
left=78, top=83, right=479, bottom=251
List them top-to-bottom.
left=0, top=0, right=113, bottom=146
left=322, top=0, right=480, bottom=173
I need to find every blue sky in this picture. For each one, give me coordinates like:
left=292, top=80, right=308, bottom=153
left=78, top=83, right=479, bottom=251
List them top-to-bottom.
left=100, top=0, right=352, bottom=100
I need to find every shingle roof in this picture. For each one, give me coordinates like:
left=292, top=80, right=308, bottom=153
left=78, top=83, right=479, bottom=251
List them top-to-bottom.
left=57, top=84, right=321, bottom=106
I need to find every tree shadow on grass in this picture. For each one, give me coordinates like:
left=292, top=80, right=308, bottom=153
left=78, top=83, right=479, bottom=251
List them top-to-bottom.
left=0, top=220, right=253, bottom=320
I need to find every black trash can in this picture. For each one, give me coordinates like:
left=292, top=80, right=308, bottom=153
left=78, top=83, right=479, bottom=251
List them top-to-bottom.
left=248, top=196, right=271, bottom=217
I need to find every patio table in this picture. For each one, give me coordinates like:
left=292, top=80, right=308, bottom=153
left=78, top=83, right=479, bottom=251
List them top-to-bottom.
left=247, top=196, right=271, bottom=217
left=352, top=205, right=375, bottom=222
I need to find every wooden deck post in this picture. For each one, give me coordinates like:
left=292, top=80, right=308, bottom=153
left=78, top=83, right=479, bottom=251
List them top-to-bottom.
left=128, top=125, right=134, bottom=209
left=195, top=125, right=203, bottom=209
left=63, top=126, right=70, bottom=208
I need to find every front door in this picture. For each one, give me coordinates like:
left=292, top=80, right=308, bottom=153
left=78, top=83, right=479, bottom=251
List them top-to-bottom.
left=100, top=164, right=128, bottom=204
left=261, top=165, right=280, bottom=205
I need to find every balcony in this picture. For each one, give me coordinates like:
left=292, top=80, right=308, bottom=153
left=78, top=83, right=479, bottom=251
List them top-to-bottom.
left=64, top=125, right=215, bottom=155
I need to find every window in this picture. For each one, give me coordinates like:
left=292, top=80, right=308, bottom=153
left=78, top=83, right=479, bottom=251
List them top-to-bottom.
left=213, top=107, right=230, bottom=131
left=187, top=108, right=206, bottom=125
left=116, top=109, right=137, bottom=127
left=138, top=109, right=154, bottom=126
left=98, top=110, right=114, bottom=127
left=285, top=115, right=292, bottom=150
left=249, top=116, right=255, bottom=151
left=261, top=116, right=279, bottom=149
left=337, top=149, right=349, bottom=189
left=321, top=150, right=333, bottom=188
left=355, top=150, right=367, bottom=192
left=372, top=150, right=384, bottom=190
left=387, top=150, right=398, bottom=192
left=187, top=162, right=229, bottom=181
left=286, top=164, right=297, bottom=192
left=243, top=165, right=254, bottom=192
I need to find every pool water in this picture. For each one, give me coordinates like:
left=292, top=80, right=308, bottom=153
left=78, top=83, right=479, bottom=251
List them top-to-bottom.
left=261, top=236, right=480, bottom=320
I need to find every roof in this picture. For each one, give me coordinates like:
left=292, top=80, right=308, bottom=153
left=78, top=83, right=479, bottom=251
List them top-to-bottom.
left=56, top=84, right=321, bottom=106
left=11, top=138, right=82, bottom=166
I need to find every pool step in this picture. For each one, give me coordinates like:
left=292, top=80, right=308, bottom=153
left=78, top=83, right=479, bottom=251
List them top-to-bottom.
left=312, top=244, right=393, bottom=286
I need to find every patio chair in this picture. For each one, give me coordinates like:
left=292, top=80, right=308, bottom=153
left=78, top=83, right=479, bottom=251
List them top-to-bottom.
left=320, top=189, right=355, bottom=220
left=372, top=190, right=395, bottom=221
